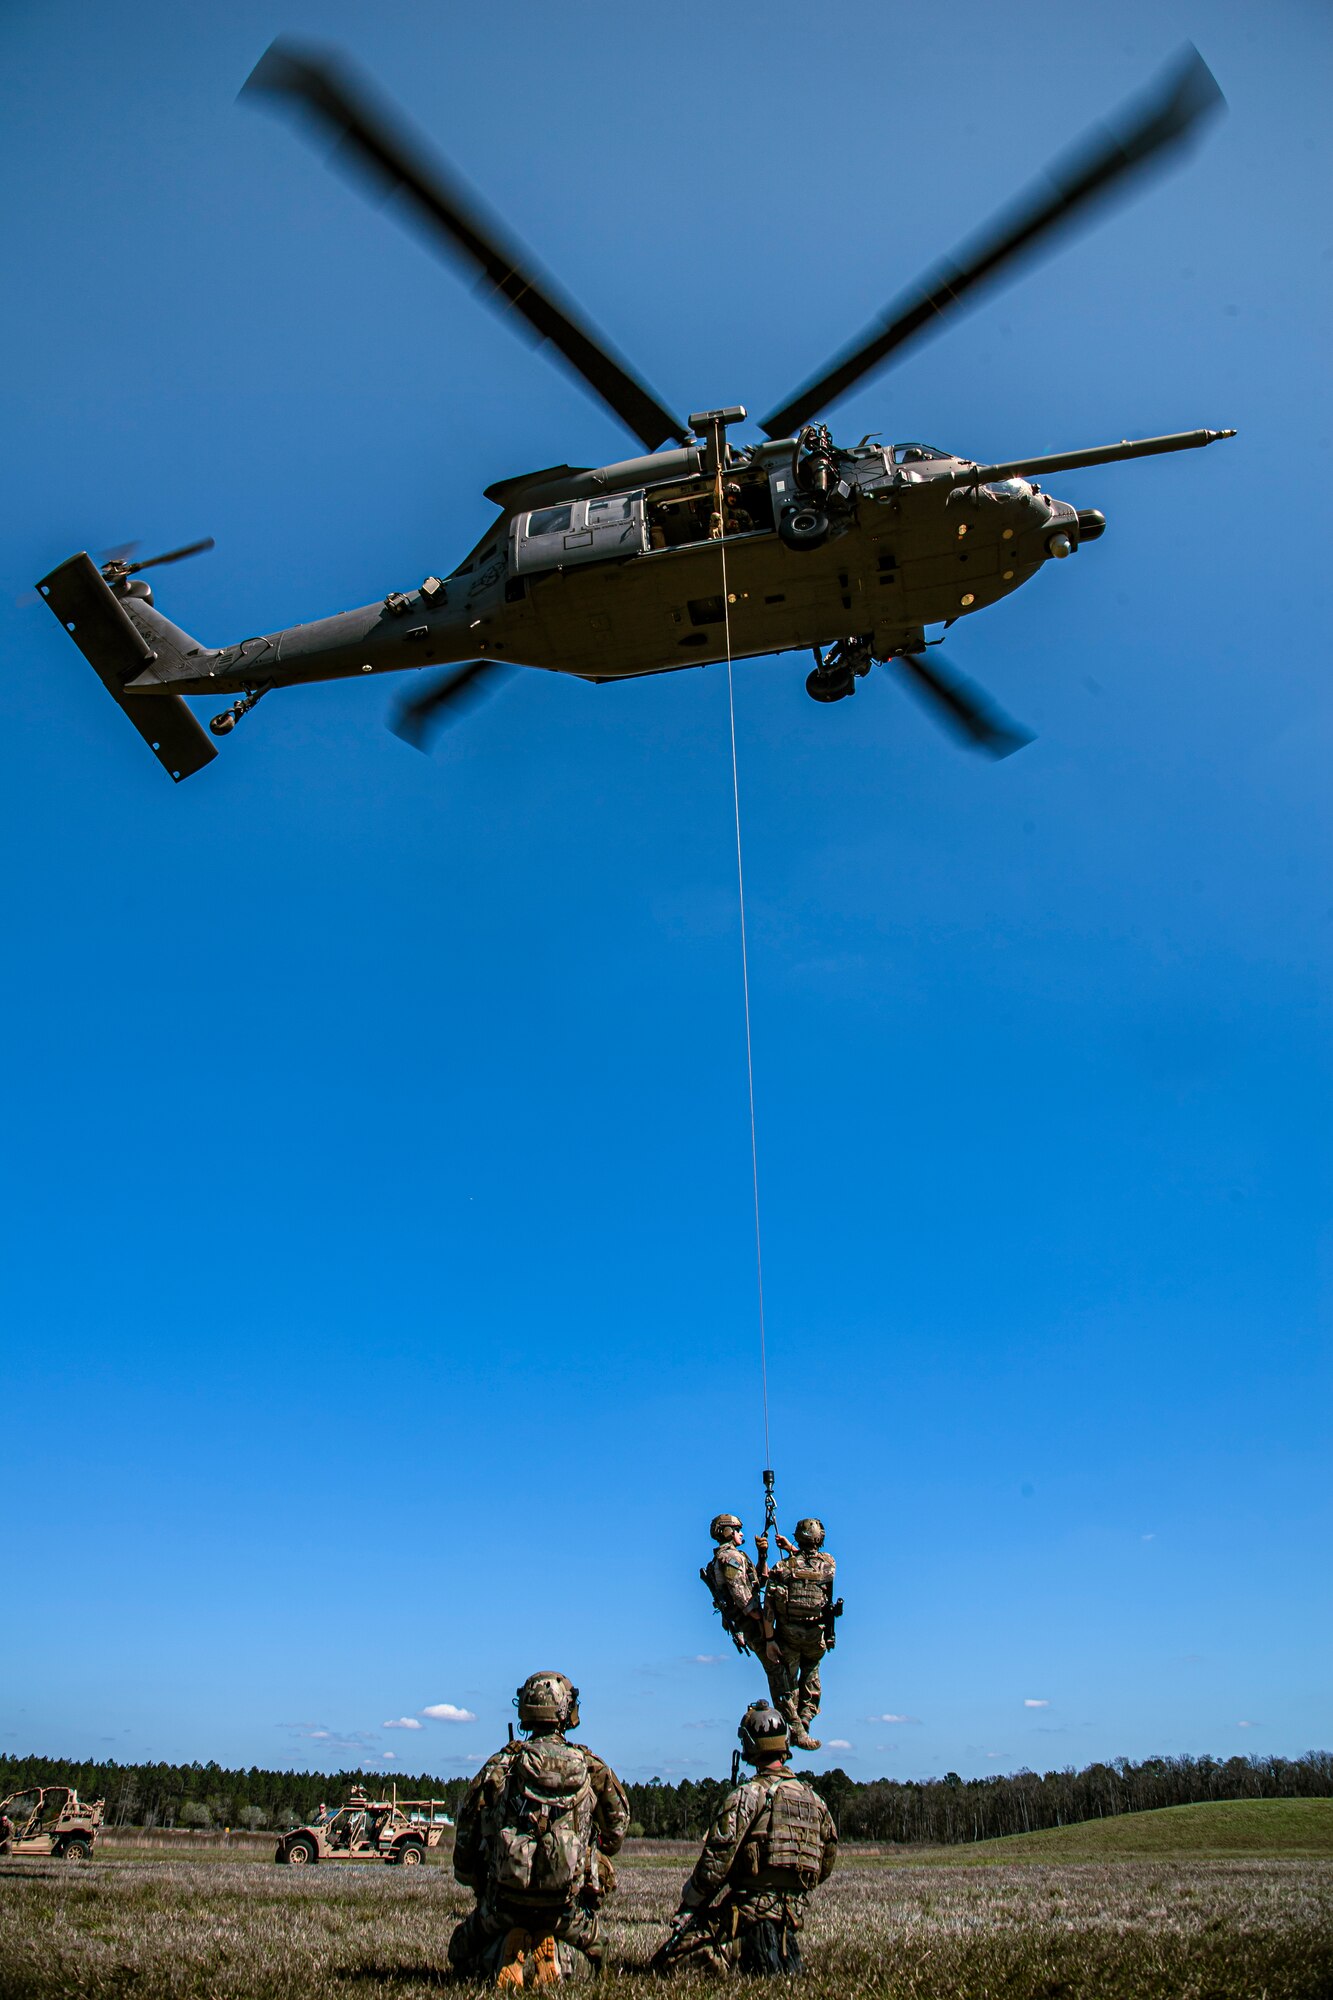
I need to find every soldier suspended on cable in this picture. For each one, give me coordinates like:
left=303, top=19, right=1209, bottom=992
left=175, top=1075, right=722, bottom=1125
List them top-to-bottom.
left=763, top=1518, right=843, bottom=1752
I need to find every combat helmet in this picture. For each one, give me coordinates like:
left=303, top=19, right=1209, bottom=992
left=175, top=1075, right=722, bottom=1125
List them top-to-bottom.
left=710, top=1512, right=743, bottom=1543
left=794, top=1518, right=825, bottom=1549
left=515, top=1670, right=580, bottom=1732
left=738, top=1700, right=790, bottom=1764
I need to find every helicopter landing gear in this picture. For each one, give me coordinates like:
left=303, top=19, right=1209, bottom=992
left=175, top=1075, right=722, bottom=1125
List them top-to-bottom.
left=779, top=503, right=830, bottom=552
left=805, top=638, right=873, bottom=703
left=210, top=685, right=270, bottom=736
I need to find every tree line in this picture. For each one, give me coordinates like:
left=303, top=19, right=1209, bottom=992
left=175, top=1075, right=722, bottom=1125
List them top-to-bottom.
left=2, top=1748, right=1327, bottom=1844
left=0, top=1754, right=468, bottom=1832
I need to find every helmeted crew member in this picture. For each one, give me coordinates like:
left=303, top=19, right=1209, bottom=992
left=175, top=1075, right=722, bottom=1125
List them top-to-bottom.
left=702, top=1514, right=786, bottom=1708
left=764, top=1518, right=840, bottom=1752
left=449, top=1670, right=629, bottom=1987
left=651, top=1701, right=837, bottom=1978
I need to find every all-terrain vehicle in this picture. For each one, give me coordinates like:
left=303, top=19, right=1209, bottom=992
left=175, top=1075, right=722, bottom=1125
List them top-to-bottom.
left=0, top=1785, right=104, bottom=1859
left=274, top=1787, right=452, bottom=1866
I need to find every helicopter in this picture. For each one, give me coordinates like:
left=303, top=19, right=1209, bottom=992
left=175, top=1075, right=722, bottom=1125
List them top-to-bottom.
left=37, top=41, right=1234, bottom=784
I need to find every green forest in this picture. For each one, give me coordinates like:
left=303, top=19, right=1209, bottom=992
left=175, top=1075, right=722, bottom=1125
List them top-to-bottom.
left=3, top=1749, right=1328, bottom=1845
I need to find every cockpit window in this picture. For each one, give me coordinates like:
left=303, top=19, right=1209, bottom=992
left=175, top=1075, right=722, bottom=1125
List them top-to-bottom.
left=892, top=443, right=950, bottom=463
left=528, top=505, right=573, bottom=537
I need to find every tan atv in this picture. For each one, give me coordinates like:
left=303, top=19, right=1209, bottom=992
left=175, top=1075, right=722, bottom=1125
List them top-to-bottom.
left=0, top=1785, right=104, bottom=1860
left=274, top=1788, right=453, bottom=1866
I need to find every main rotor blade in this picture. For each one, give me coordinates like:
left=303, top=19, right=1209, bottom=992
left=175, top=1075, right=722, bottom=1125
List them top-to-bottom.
left=243, top=41, right=690, bottom=454
left=761, top=46, right=1223, bottom=438
left=894, top=652, right=1033, bottom=759
left=389, top=658, right=511, bottom=750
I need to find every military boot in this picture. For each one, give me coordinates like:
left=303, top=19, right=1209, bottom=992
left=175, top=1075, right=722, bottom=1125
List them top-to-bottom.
left=495, top=1928, right=531, bottom=1989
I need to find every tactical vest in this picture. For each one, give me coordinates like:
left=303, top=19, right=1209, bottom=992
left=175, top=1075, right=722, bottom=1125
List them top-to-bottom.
left=773, top=1553, right=831, bottom=1621
left=488, top=1739, right=595, bottom=1909
left=733, top=1776, right=827, bottom=1891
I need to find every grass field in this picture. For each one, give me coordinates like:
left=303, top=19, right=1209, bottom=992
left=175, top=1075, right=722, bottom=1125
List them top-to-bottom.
left=2, top=1802, right=1330, bottom=1998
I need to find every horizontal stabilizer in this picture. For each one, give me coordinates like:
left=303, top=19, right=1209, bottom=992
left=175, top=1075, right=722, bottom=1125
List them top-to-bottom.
left=38, top=553, right=217, bottom=782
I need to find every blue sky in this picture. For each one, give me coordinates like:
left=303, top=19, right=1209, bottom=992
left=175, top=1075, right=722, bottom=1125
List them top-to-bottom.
left=2, top=0, right=1329, bottom=1790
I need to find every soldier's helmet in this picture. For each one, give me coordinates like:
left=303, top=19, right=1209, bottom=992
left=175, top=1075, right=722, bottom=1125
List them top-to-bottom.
left=710, top=1512, right=743, bottom=1543
left=795, top=1518, right=826, bottom=1549
left=515, top=1671, right=581, bottom=1732
left=738, top=1701, right=790, bottom=1764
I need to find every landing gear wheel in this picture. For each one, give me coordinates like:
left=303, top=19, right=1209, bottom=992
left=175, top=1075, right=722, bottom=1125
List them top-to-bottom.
left=779, top=504, right=830, bottom=552
left=806, top=664, right=854, bottom=702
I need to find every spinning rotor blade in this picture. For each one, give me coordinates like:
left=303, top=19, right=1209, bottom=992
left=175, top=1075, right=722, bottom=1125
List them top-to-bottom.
left=244, top=42, right=690, bottom=454
left=762, top=46, right=1223, bottom=438
left=109, top=537, right=215, bottom=578
left=894, top=652, right=1033, bottom=760
left=389, top=658, right=511, bottom=750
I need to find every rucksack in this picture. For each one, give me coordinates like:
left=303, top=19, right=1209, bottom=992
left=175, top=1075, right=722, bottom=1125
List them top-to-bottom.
left=489, top=1739, right=595, bottom=1907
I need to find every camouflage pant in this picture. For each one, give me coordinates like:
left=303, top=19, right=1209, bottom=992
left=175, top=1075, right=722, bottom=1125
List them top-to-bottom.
left=773, top=1618, right=826, bottom=1727
left=651, top=1890, right=807, bottom=1979
left=447, top=1894, right=602, bottom=1978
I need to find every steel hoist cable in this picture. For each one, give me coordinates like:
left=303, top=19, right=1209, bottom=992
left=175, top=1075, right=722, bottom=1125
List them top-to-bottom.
left=714, top=462, right=774, bottom=1501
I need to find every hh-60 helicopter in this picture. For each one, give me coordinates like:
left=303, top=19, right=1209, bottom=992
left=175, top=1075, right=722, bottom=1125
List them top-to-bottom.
left=38, top=41, right=1234, bottom=783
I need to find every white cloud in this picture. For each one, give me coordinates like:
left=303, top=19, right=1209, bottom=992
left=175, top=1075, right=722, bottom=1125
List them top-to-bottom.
left=1141, top=1532, right=1156, bottom=1542
left=688, top=1655, right=725, bottom=1667
left=1024, top=1699, right=1050, bottom=1709
left=423, top=1703, right=478, bottom=1723
left=870, top=1713, right=919, bottom=1724
left=383, top=1717, right=423, bottom=1731
left=1238, top=1719, right=1260, bottom=1729
left=826, top=1739, right=853, bottom=1750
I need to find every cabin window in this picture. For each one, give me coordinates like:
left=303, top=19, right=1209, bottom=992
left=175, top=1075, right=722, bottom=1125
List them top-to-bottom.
left=528, top=505, right=573, bottom=537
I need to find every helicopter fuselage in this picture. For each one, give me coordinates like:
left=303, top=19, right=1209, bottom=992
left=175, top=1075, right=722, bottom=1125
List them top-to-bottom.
left=117, top=434, right=1083, bottom=703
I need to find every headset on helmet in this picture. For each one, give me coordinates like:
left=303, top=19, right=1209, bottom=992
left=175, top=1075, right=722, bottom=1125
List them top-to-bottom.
left=710, top=1512, right=743, bottom=1543
left=794, top=1517, right=825, bottom=1549
left=514, top=1671, right=580, bottom=1732
left=738, top=1700, right=790, bottom=1764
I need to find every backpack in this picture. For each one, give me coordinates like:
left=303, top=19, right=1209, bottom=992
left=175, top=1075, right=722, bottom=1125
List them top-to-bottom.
left=774, top=1554, right=831, bottom=1620
left=488, top=1739, right=596, bottom=1907
left=737, top=1776, right=827, bottom=1890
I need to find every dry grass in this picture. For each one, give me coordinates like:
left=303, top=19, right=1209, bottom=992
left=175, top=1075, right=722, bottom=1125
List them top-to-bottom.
left=2, top=1848, right=1330, bottom=1998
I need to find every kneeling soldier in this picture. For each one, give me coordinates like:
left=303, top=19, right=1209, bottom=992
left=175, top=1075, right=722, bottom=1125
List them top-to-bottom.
left=766, top=1518, right=840, bottom=1751
left=449, top=1671, right=629, bottom=1987
left=651, top=1701, right=837, bottom=1978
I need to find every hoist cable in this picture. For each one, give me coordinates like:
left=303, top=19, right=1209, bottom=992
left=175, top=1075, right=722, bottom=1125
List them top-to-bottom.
left=715, top=461, right=772, bottom=1475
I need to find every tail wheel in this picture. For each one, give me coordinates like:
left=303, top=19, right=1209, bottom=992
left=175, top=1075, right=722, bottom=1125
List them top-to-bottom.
left=284, top=1836, right=318, bottom=1866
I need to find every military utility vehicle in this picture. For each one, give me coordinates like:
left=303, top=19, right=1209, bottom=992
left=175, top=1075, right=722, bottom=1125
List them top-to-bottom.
left=0, top=1785, right=104, bottom=1859
left=274, top=1788, right=452, bottom=1865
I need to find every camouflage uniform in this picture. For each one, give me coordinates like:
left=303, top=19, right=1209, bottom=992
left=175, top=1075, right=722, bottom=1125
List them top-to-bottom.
left=704, top=1522, right=785, bottom=1708
left=766, top=1545, right=837, bottom=1743
left=449, top=1727, right=629, bottom=1981
left=654, top=1767, right=837, bottom=1977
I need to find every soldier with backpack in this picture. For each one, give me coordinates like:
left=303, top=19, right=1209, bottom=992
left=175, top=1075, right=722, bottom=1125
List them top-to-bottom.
left=701, top=1512, right=777, bottom=1671
left=765, top=1519, right=842, bottom=1752
left=448, top=1670, right=629, bottom=1987
left=650, top=1701, right=837, bottom=1978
